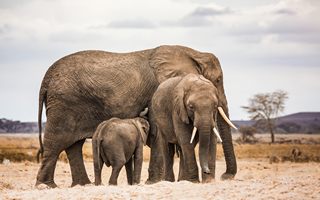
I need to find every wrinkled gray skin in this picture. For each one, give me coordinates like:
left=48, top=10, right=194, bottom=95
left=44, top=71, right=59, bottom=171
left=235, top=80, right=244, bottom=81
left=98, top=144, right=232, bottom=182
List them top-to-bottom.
left=36, top=45, right=237, bottom=187
left=149, top=74, right=219, bottom=183
left=92, top=117, right=149, bottom=185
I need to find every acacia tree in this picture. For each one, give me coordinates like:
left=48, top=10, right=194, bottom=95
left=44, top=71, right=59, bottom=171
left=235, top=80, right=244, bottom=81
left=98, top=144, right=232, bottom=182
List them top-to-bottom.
left=242, top=90, right=288, bottom=143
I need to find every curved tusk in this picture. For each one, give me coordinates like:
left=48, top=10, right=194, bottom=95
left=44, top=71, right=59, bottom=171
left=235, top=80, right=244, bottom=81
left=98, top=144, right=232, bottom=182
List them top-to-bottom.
left=218, top=107, right=238, bottom=130
left=190, top=127, right=197, bottom=144
left=213, top=127, right=222, bottom=143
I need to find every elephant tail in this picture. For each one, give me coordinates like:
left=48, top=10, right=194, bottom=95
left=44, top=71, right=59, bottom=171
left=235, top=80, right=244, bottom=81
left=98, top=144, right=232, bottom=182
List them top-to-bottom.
left=36, top=86, right=47, bottom=163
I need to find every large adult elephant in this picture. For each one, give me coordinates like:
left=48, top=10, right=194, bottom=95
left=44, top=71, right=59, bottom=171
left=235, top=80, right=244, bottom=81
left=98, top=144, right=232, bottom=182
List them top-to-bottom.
left=36, top=45, right=237, bottom=187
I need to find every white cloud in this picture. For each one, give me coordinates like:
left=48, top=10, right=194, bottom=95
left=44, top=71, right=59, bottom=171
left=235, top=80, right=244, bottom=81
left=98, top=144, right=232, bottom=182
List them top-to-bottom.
left=189, top=6, right=232, bottom=16
left=107, top=19, right=156, bottom=29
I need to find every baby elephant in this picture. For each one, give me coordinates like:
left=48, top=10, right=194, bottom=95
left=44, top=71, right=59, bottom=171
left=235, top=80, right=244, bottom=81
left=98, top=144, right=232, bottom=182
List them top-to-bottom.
left=92, top=117, right=149, bottom=185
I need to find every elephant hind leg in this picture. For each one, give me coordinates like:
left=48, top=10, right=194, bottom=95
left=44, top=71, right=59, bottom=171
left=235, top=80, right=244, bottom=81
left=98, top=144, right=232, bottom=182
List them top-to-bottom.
left=35, top=137, right=64, bottom=188
left=65, top=139, right=91, bottom=187
left=109, top=165, right=123, bottom=185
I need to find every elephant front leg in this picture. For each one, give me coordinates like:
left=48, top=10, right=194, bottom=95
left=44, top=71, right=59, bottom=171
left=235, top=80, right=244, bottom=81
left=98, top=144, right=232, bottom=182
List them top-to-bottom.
left=173, top=118, right=199, bottom=183
left=202, top=133, right=217, bottom=183
left=65, top=139, right=91, bottom=187
left=179, top=144, right=199, bottom=183
left=177, top=145, right=185, bottom=181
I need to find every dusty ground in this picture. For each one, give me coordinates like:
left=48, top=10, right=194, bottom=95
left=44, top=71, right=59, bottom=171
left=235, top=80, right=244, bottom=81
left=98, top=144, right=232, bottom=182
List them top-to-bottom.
left=0, top=159, right=319, bottom=199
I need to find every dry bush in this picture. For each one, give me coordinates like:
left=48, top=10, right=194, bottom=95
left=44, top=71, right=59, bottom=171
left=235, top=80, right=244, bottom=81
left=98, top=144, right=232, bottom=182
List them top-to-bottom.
left=237, top=126, right=258, bottom=143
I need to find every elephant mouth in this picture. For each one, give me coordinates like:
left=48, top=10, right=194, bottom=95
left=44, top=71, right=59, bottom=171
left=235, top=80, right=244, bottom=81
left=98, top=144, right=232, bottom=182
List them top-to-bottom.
left=189, top=106, right=237, bottom=144
left=190, top=125, right=222, bottom=144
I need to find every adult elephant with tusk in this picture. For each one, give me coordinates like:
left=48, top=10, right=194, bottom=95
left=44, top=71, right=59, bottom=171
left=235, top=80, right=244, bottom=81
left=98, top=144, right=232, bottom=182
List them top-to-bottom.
left=36, top=45, right=237, bottom=187
left=147, top=74, right=237, bottom=183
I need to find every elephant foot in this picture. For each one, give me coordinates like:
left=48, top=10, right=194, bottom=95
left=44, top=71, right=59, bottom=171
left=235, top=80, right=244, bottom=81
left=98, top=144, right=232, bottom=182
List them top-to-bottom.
left=146, top=169, right=163, bottom=184
left=164, top=173, right=175, bottom=182
left=186, top=173, right=199, bottom=183
left=202, top=173, right=214, bottom=183
left=220, top=173, right=235, bottom=180
left=178, top=175, right=199, bottom=183
left=71, top=177, right=91, bottom=187
left=164, top=177, right=175, bottom=182
left=145, top=178, right=161, bottom=185
left=178, top=178, right=199, bottom=183
left=189, top=178, right=200, bottom=183
left=35, top=180, right=58, bottom=189
left=94, top=181, right=103, bottom=186
left=109, top=181, right=117, bottom=186
left=133, top=181, right=140, bottom=185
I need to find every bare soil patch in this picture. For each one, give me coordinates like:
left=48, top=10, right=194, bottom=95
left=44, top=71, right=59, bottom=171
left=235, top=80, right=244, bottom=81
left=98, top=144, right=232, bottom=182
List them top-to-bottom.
left=1, top=160, right=319, bottom=200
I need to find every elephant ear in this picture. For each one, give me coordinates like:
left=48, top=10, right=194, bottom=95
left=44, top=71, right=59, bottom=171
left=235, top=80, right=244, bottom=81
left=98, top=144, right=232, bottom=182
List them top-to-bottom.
left=188, top=50, right=222, bottom=82
left=173, top=84, right=189, bottom=124
left=134, top=118, right=150, bottom=146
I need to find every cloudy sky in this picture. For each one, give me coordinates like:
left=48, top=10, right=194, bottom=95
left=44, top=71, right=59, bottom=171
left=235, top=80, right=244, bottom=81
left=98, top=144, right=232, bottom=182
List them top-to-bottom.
left=0, top=0, right=319, bottom=122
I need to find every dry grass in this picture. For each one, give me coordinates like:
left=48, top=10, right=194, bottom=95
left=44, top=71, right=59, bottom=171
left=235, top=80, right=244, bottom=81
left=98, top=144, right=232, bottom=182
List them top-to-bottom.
left=0, top=133, right=319, bottom=163
left=0, top=135, right=38, bottom=162
left=232, top=143, right=320, bottom=159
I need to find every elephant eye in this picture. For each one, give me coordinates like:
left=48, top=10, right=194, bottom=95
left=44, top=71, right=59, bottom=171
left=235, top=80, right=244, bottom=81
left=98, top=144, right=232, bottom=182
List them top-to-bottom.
left=216, top=77, right=221, bottom=83
left=188, top=104, right=194, bottom=110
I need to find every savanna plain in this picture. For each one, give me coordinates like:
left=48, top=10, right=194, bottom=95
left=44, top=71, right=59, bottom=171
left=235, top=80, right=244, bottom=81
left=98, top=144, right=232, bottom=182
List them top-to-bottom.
left=0, top=133, right=319, bottom=200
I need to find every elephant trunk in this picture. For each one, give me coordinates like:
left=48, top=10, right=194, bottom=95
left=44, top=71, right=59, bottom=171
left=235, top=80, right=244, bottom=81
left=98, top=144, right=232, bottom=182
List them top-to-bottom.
left=217, top=106, right=237, bottom=178
left=198, top=123, right=211, bottom=174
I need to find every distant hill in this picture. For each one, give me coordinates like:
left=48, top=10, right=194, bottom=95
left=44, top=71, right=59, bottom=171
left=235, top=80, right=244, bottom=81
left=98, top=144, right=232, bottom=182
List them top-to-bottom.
left=1, top=112, right=320, bottom=133
left=233, top=112, right=320, bottom=134
left=276, top=112, right=320, bottom=133
left=0, top=118, right=41, bottom=133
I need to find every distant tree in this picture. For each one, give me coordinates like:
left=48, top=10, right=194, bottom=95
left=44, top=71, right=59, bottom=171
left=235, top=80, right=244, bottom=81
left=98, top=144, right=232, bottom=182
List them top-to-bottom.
left=242, top=90, right=288, bottom=143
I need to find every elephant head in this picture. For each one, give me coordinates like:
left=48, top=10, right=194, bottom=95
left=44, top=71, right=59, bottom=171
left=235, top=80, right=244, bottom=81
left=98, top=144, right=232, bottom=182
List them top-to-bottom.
left=150, top=45, right=237, bottom=179
left=173, top=74, right=236, bottom=175
left=173, top=74, right=218, bottom=174
left=132, top=117, right=150, bottom=145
